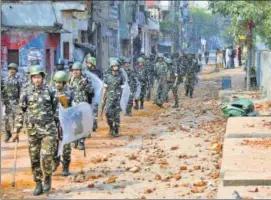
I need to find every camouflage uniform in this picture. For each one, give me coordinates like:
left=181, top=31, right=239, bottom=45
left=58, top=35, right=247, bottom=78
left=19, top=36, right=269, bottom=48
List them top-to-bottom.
left=154, top=54, right=168, bottom=107
left=182, top=54, right=198, bottom=98
left=145, top=56, right=155, bottom=101
left=85, top=57, right=103, bottom=132
left=134, top=57, right=148, bottom=109
left=123, top=58, right=137, bottom=115
left=165, top=58, right=179, bottom=107
left=103, top=59, right=125, bottom=137
left=68, top=62, right=93, bottom=150
left=1, top=63, right=22, bottom=142
left=13, top=65, right=58, bottom=195
left=68, top=76, right=93, bottom=104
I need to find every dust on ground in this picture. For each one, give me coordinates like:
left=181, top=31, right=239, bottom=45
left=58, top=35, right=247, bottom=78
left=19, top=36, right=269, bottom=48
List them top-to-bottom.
left=1, top=68, right=229, bottom=199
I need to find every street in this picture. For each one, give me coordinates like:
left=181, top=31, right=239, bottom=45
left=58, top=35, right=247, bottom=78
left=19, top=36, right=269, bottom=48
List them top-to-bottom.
left=3, top=0, right=271, bottom=199
left=1, top=67, right=226, bottom=199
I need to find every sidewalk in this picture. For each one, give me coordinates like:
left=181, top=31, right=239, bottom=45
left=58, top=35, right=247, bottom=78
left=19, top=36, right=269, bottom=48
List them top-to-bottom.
left=217, top=117, right=271, bottom=199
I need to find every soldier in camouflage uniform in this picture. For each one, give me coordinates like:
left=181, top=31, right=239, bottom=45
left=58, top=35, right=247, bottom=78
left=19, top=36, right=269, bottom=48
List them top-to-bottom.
left=154, top=53, right=168, bottom=108
left=182, top=53, right=198, bottom=98
left=145, top=55, right=155, bottom=101
left=85, top=57, right=103, bottom=132
left=123, top=57, right=137, bottom=116
left=134, top=57, right=148, bottom=109
left=50, top=58, right=66, bottom=86
left=165, top=58, right=179, bottom=108
left=102, top=59, right=125, bottom=137
left=68, top=61, right=94, bottom=150
left=1, top=63, right=22, bottom=142
left=12, top=65, right=57, bottom=195
left=52, top=71, right=74, bottom=176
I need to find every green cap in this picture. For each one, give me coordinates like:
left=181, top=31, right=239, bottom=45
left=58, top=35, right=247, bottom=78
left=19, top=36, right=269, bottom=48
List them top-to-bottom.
left=87, top=57, right=96, bottom=66
left=71, top=61, right=82, bottom=70
left=8, top=63, right=18, bottom=70
left=29, top=65, right=45, bottom=76
left=53, top=71, right=68, bottom=82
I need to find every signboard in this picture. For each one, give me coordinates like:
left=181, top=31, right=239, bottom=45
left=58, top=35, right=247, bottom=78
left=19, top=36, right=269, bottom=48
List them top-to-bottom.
left=27, top=48, right=42, bottom=66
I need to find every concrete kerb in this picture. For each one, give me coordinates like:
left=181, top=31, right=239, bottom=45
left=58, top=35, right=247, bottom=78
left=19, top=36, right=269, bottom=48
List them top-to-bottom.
left=225, top=117, right=271, bottom=139
left=223, top=171, right=271, bottom=186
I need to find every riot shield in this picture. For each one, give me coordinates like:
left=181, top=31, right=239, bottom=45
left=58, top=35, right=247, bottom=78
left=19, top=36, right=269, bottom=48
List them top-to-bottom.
left=119, top=68, right=131, bottom=114
left=84, top=71, right=103, bottom=105
left=134, top=77, right=141, bottom=99
left=58, top=102, right=93, bottom=156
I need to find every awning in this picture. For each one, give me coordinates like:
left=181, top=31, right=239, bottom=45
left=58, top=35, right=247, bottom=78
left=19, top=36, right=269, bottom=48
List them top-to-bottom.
left=1, top=26, right=70, bottom=33
left=74, top=42, right=96, bottom=54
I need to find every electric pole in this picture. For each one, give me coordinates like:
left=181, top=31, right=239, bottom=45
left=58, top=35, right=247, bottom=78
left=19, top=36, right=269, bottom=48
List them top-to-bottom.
left=173, top=1, right=180, bottom=52
left=246, top=20, right=253, bottom=90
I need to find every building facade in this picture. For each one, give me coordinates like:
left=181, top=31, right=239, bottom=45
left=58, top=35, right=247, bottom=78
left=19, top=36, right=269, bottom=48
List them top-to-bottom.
left=1, top=1, right=88, bottom=74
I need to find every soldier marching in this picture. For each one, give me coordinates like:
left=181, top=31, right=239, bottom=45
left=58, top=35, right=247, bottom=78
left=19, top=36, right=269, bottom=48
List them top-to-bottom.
left=1, top=49, right=201, bottom=195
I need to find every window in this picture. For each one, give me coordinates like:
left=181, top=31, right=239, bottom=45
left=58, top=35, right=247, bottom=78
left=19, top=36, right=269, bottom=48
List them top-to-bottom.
left=63, top=42, right=70, bottom=60
left=46, top=49, right=51, bottom=73
left=7, top=50, right=19, bottom=64
left=54, top=50, right=57, bottom=66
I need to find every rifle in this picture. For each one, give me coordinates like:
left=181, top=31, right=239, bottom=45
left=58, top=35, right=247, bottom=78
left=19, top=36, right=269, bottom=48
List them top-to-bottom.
left=100, top=97, right=106, bottom=121
left=11, top=140, right=18, bottom=187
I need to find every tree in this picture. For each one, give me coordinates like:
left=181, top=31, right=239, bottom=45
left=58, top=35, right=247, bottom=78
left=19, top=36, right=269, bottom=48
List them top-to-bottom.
left=208, top=1, right=271, bottom=48
left=188, top=7, right=231, bottom=49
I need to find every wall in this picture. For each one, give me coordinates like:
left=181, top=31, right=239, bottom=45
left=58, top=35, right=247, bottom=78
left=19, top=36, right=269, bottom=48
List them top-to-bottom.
left=1, top=31, right=60, bottom=74
left=258, top=50, right=271, bottom=99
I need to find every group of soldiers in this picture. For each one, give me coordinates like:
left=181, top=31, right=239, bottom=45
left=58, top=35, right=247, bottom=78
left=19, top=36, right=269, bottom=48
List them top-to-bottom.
left=0, top=50, right=200, bottom=196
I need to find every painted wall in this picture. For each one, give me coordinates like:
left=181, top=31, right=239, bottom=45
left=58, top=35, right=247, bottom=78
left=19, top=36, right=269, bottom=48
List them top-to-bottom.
left=1, top=31, right=60, bottom=73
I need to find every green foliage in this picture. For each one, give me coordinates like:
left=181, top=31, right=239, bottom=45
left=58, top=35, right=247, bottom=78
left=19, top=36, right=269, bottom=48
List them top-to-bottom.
left=209, top=1, right=271, bottom=49
left=190, top=8, right=215, bottom=38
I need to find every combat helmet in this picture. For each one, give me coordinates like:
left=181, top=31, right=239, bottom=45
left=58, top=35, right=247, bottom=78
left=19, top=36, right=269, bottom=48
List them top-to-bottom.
left=157, top=53, right=164, bottom=60
left=87, top=57, right=96, bottom=66
left=123, top=57, right=130, bottom=63
left=137, top=57, right=145, bottom=64
left=165, top=58, right=172, bottom=64
left=110, top=59, right=120, bottom=68
left=71, top=61, right=82, bottom=70
left=8, top=63, right=18, bottom=71
left=29, top=65, right=46, bottom=76
left=53, top=71, right=68, bottom=83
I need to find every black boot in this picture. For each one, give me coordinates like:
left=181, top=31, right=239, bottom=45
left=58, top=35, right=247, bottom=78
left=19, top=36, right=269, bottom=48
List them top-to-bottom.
left=185, top=88, right=189, bottom=97
left=190, top=90, right=193, bottom=98
left=134, top=100, right=139, bottom=110
left=140, top=100, right=144, bottom=109
left=172, top=102, right=179, bottom=108
left=126, top=108, right=132, bottom=116
left=92, top=120, right=97, bottom=132
left=113, top=125, right=120, bottom=137
left=5, top=130, right=12, bottom=143
left=77, top=139, right=85, bottom=150
left=71, top=140, right=78, bottom=149
left=52, top=156, right=60, bottom=172
left=62, top=161, right=70, bottom=176
left=43, top=176, right=52, bottom=192
left=33, top=181, right=43, bottom=196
